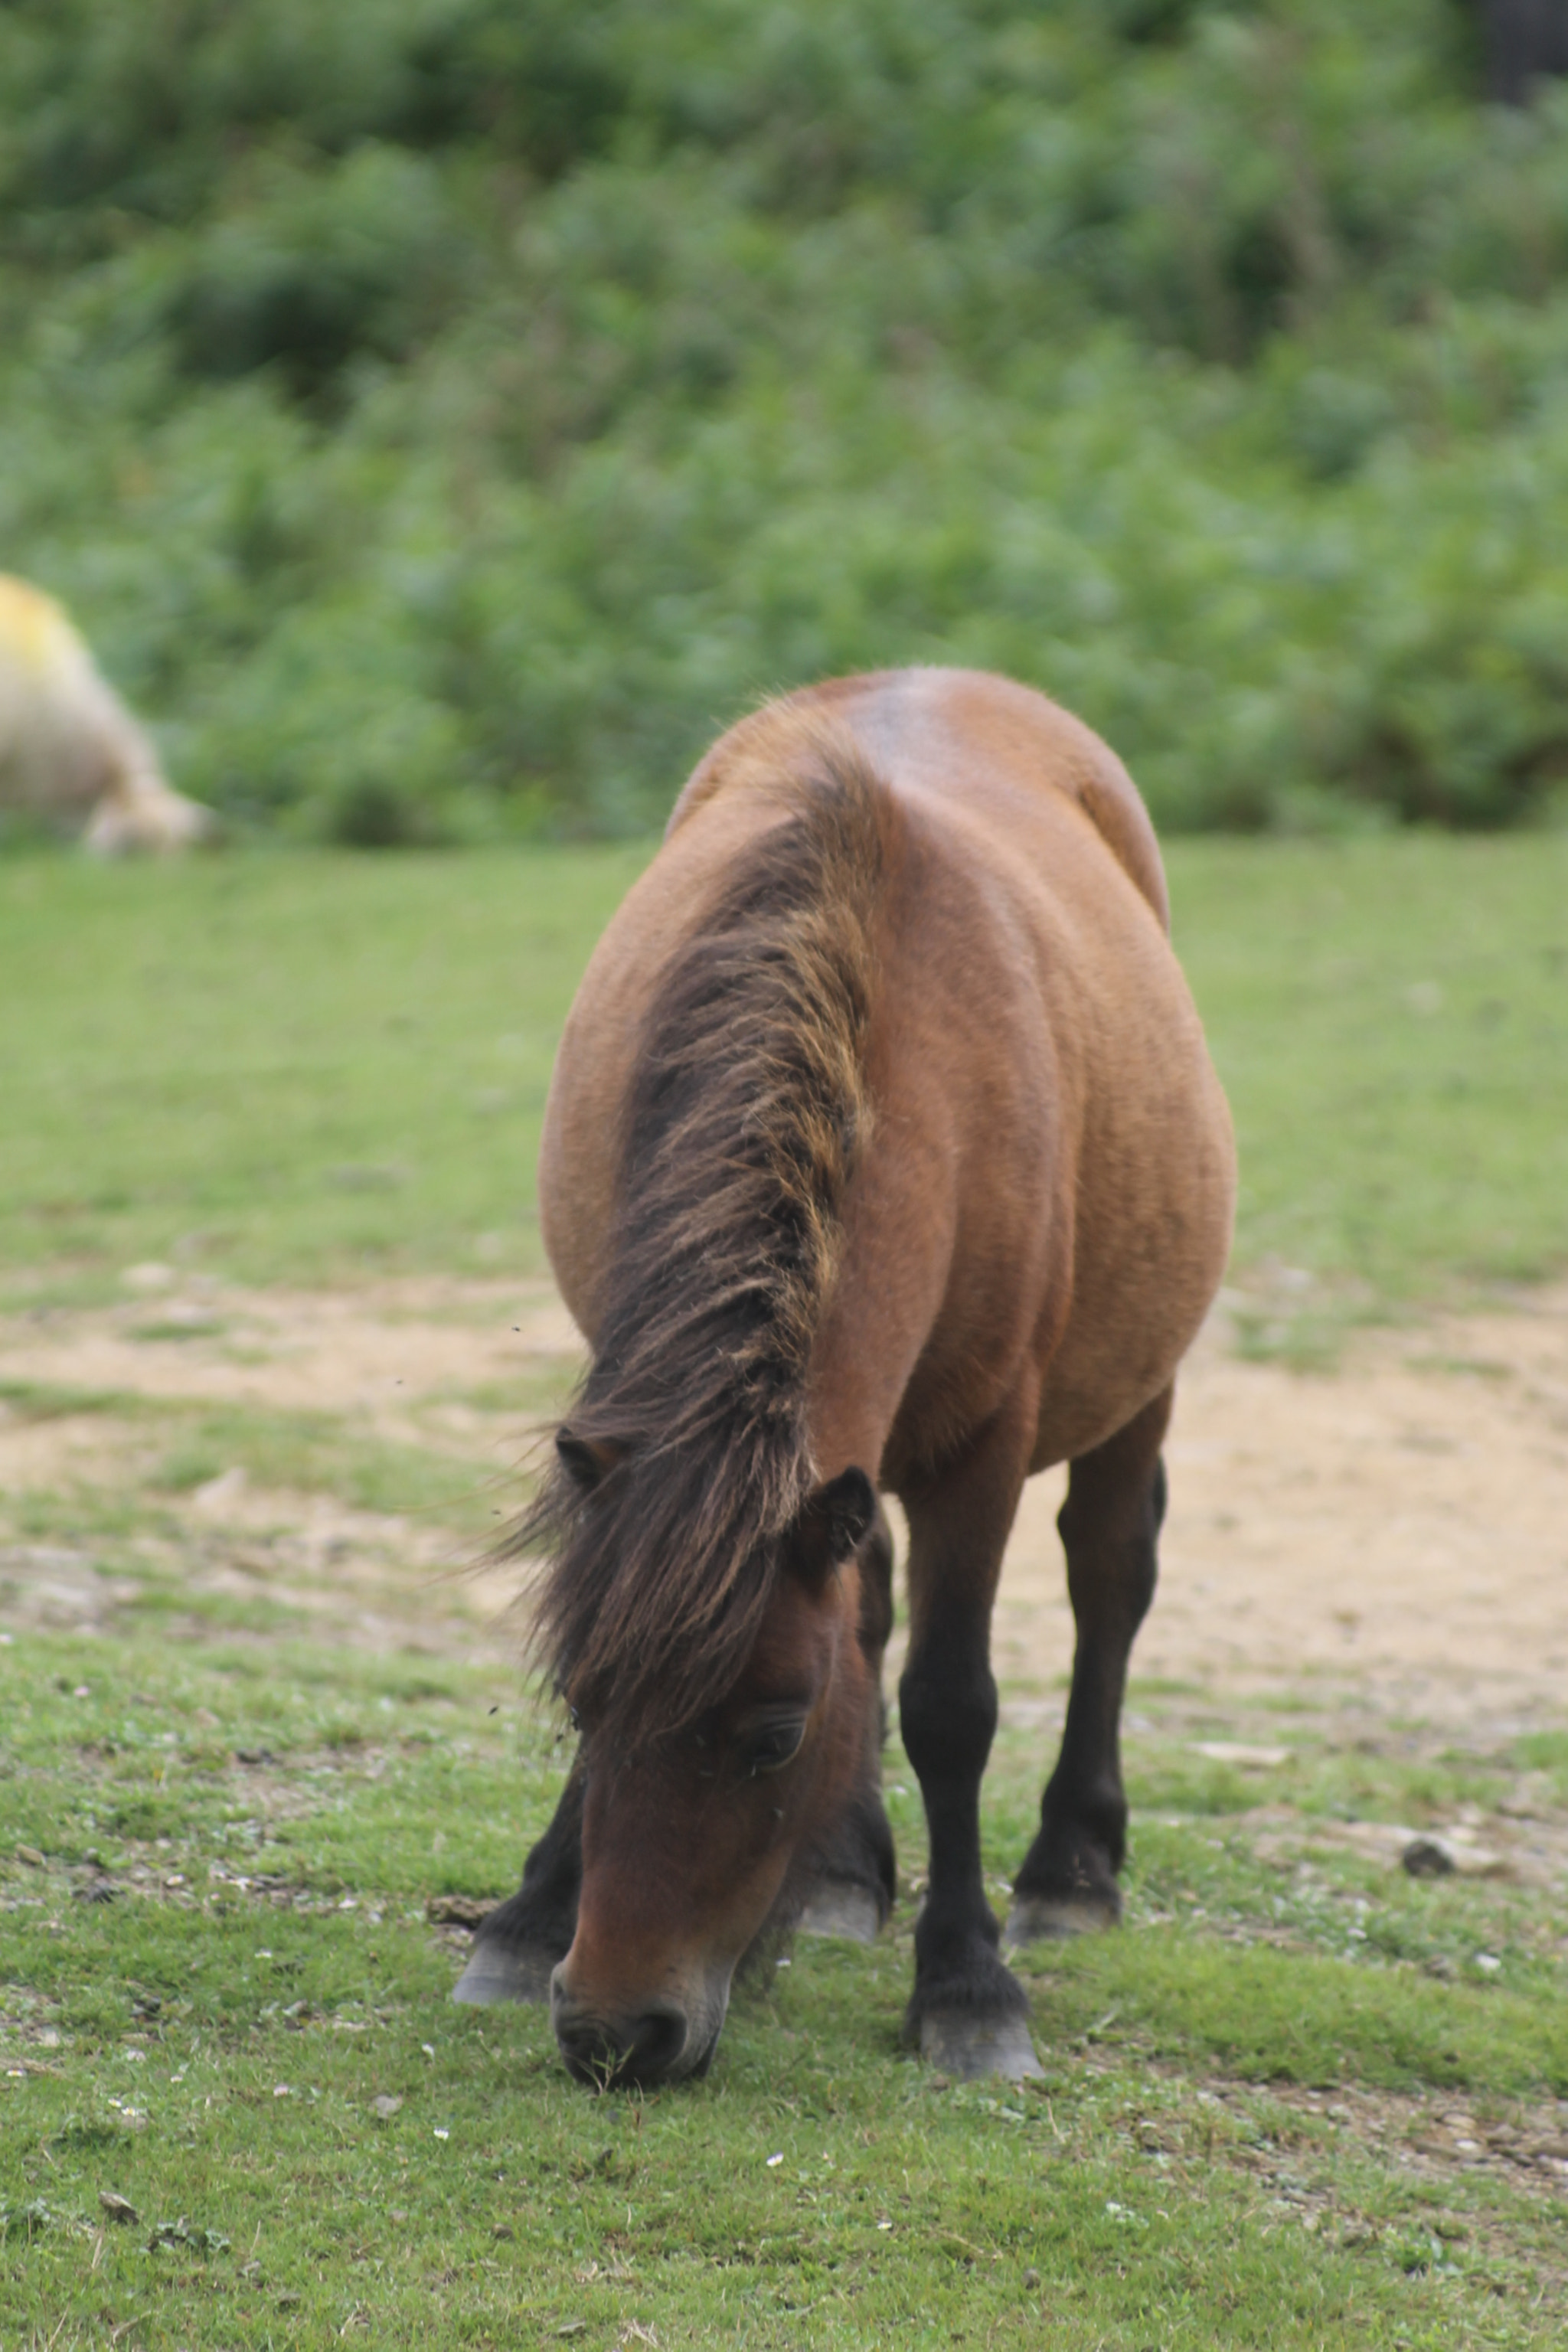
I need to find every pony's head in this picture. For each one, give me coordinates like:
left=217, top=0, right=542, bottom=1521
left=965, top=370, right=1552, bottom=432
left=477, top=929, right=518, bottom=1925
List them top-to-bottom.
left=545, top=1445, right=880, bottom=2086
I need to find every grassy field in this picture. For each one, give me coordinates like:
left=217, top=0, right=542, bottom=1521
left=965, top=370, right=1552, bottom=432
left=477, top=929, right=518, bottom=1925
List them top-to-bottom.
left=3, top=833, right=1567, bottom=2347
left=2, top=834, right=1566, bottom=1310
left=0, top=847, right=646, bottom=1296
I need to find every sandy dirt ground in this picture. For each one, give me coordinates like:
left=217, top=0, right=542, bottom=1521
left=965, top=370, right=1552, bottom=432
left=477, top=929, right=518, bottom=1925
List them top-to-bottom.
left=2, top=1269, right=1565, bottom=1746
left=993, top=1284, right=1568, bottom=1736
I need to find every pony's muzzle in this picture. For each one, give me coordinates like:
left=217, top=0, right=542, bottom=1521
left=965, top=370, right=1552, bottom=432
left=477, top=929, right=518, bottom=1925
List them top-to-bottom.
left=550, top=1978, right=694, bottom=2088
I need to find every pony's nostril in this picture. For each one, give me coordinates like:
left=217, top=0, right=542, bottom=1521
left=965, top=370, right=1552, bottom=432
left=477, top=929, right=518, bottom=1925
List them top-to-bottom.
left=554, top=2002, right=689, bottom=2086
left=624, top=2005, right=688, bottom=2081
left=555, top=2012, right=626, bottom=2083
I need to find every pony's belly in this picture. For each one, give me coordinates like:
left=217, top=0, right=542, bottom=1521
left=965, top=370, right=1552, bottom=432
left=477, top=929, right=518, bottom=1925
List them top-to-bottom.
left=1027, top=1051, right=1236, bottom=1473
left=1031, top=1205, right=1233, bottom=1472
left=1028, top=1322, right=1191, bottom=1472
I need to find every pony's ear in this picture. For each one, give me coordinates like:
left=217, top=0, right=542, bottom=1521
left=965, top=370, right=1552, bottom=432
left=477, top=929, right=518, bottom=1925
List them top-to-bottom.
left=556, top=1428, right=624, bottom=1491
left=795, top=1465, right=877, bottom=1583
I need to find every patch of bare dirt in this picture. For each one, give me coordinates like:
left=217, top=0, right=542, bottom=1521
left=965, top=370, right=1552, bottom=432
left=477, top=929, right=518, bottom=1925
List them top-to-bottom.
left=0, top=1272, right=575, bottom=1429
left=0, top=1273, right=583, bottom=1652
left=988, top=1284, right=1568, bottom=1735
left=1240, top=1801, right=1568, bottom=1894
left=1078, top=2055, right=1568, bottom=2210
left=1172, top=2072, right=1568, bottom=2233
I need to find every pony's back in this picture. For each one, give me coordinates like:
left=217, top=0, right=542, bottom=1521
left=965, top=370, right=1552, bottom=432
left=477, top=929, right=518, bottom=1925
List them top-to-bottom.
left=672, top=667, right=1170, bottom=929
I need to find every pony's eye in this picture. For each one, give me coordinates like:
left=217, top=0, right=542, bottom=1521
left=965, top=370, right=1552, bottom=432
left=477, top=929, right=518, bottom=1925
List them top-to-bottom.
left=743, top=1719, right=805, bottom=1776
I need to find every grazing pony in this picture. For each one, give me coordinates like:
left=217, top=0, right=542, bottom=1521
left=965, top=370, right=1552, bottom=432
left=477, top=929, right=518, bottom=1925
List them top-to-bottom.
left=0, top=574, right=213, bottom=853
left=458, top=668, right=1235, bottom=2085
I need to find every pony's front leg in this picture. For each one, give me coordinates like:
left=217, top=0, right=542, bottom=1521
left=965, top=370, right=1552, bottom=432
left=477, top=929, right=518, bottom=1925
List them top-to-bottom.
left=1007, top=1387, right=1170, bottom=1944
left=898, top=1410, right=1039, bottom=2082
left=798, top=1498, right=897, bottom=1945
left=453, top=1765, right=583, bottom=2004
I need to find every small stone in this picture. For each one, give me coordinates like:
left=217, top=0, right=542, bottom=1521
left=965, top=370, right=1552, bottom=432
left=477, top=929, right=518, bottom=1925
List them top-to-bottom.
left=1402, top=1838, right=1455, bottom=1879
left=373, top=2095, right=403, bottom=2118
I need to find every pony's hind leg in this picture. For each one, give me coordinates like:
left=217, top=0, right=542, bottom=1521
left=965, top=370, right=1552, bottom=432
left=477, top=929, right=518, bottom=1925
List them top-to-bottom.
left=1006, top=1387, right=1171, bottom=1946
left=898, top=1407, right=1040, bottom=2081
left=799, top=1501, right=897, bottom=1944
left=453, top=1766, right=583, bottom=2004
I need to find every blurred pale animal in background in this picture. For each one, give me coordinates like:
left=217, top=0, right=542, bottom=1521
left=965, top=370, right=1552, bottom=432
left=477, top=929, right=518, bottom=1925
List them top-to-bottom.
left=0, top=572, right=213, bottom=853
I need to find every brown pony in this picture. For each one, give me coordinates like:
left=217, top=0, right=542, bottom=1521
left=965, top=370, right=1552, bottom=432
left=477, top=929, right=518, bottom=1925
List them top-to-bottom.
left=456, top=668, right=1236, bottom=2085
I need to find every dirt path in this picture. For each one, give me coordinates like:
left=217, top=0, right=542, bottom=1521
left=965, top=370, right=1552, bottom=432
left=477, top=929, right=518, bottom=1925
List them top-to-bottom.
left=2, top=1270, right=1566, bottom=1733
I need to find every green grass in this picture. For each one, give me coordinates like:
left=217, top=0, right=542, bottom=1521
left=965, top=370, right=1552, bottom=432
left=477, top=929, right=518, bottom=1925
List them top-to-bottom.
left=1171, top=834, right=1568, bottom=1326
left=4, top=835, right=1567, bottom=1313
left=0, top=846, right=644, bottom=1291
left=3, top=1632, right=1566, bottom=2349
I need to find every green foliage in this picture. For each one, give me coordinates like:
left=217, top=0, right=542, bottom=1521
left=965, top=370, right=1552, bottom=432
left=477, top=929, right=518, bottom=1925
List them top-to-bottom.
left=7, top=3, right=1568, bottom=837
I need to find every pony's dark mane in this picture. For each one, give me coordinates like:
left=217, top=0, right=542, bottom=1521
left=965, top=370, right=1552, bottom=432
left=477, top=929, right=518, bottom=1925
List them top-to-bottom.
left=513, top=722, right=889, bottom=1751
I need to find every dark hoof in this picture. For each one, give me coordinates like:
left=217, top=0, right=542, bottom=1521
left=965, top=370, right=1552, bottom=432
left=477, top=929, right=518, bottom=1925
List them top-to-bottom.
left=796, top=1881, right=884, bottom=1943
left=1004, top=1892, right=1119, bottom=1946
left=452, top=1939, right=559, bottom=2005
left=919, top=2010, right=1041, bottom=2082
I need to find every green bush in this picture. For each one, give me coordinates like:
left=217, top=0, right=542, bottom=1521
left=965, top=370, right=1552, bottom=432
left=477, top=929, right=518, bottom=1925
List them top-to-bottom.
left=5, top=0, right=1568, bottom=838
